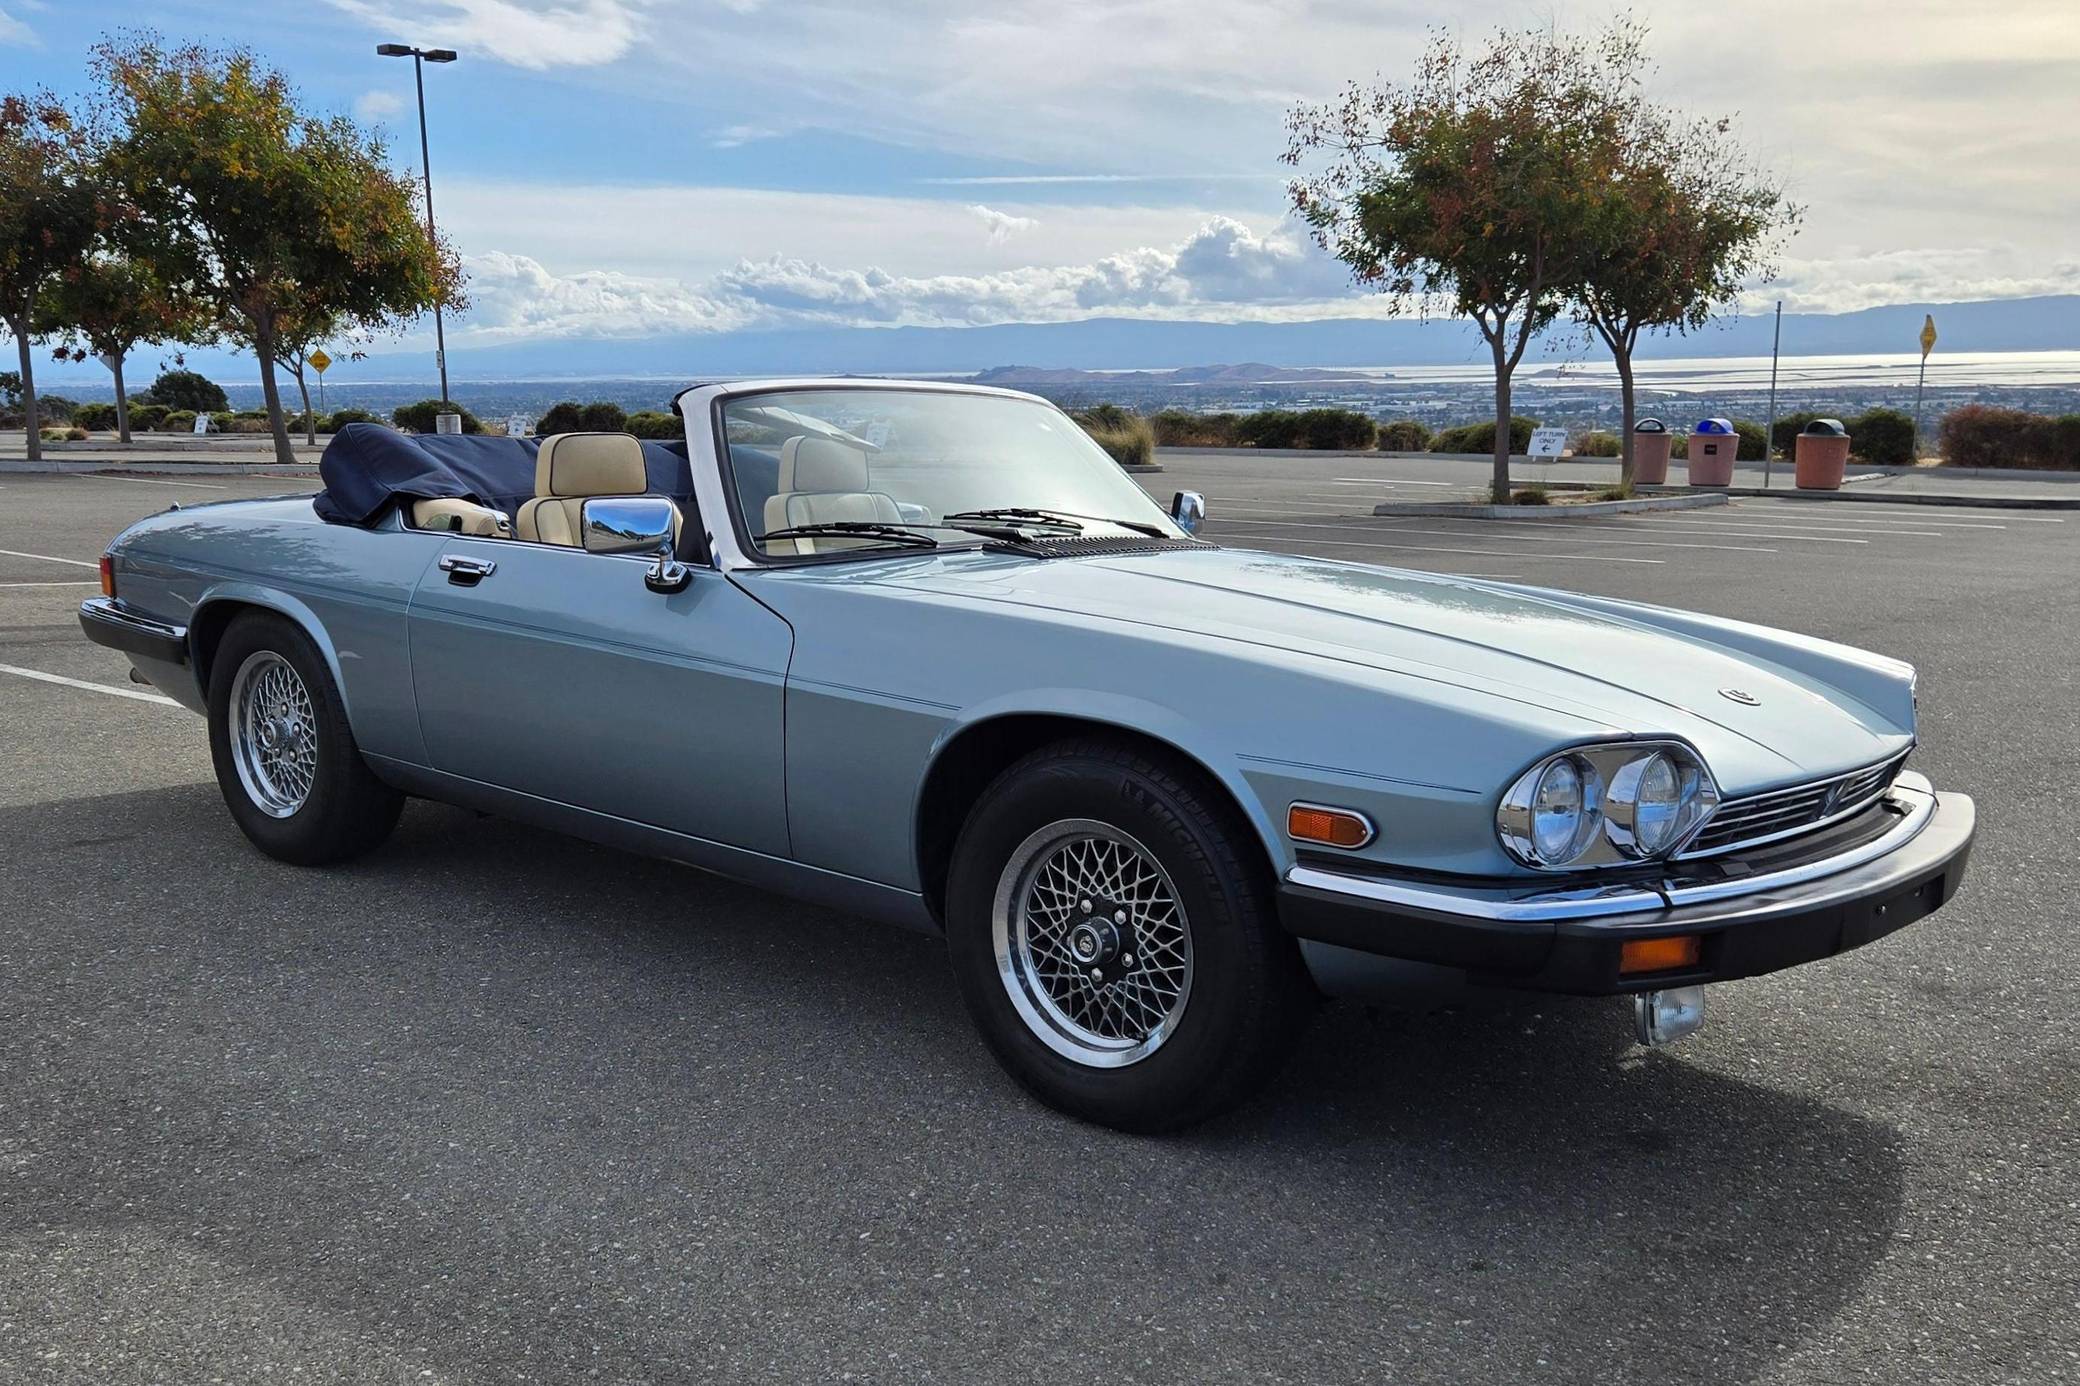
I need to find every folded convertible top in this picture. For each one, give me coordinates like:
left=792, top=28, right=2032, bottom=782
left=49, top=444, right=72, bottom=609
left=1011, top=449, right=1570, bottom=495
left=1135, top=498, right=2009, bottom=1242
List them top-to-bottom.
left=312, top=423, right=695, bottom=526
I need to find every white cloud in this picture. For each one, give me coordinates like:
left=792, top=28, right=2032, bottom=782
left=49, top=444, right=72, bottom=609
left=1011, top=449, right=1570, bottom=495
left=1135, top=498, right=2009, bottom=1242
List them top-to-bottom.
left=324, top=0, right=641, bottom=69
left=0, top=6, right=39, bottom=45
left=354, top=89, right=405, bottom=124
left=709, top=123, right=781, bottom=149
left=968, top=204, right=1036, bottom=245
left=1758, top=248, right=2080, bottom=316
left=462, top=250, right=748, bottom=336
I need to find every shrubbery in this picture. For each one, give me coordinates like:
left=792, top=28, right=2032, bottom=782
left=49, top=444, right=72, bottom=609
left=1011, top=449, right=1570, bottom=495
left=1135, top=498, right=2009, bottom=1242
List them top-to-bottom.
left=139, top=368, right=229, bottom=414
left=391, top=399, right=484, bottom=434
left=535, top=400, right=630, bottom=434
left=73, top=401, right=118, bottom=431
left=127, top=403, right=169, bottom=431
left=1939, top=406, right=2080, bottom=470
left=1844, top=407, right=1915, bottom=465
left=322, top=408, right=378, bottom=431
left=1072, top=408, right=1156, bottom=467
left=1149, top=408, right=1242, bottom=447
left=1228, top=408, right=1378, bottom=450
left=160, top=409, right=197, bottom=432
left=625, top=410, right=680, bottom=439
left=1431, top=416, right=1538, bottom=454
left=1376, top=419, right=1433, bottom=451
left=1569, top=429, right=1621, bottom=457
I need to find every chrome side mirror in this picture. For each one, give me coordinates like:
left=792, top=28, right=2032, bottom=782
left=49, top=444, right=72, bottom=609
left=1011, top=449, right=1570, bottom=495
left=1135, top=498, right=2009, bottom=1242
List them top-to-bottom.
left=1170, top=490, right=1205, bottom=536
left=582, top=496, right=692, bottom=593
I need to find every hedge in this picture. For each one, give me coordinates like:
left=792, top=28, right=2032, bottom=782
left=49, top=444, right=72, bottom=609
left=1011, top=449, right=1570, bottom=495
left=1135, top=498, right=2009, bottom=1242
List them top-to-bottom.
left=392, top=399, right=484, bottom=434
left=535, top=400, right=630, bottom=435
left=73, top=401, right=118, bottom=431
left=127, top=403, right=169, bottom=431
left=1938, top=406, right=2080, bottom=470
left=322, top=408, right=378, bottom=431
left=1229, top=408, right=1377, bottom=450
left=1149, top=409, right=1241, bottom=447
left=160, top=410, right=197, bottom=432
left=625, top=410, right=680, bottom=439
left=1073, top=410, right=1155, bottom=467
left=1431, top=416, right=1537, bottom=454
left=1376, top=419, right=1432, bottom=451
left=1670, top=420, right=1766, bottom=461
left=1570, top=429, right=1621, bottom=457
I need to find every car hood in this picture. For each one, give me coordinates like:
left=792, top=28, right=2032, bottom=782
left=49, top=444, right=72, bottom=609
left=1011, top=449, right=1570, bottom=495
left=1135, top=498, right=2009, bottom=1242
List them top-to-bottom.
left=847, top=546, right=1912, bottom=790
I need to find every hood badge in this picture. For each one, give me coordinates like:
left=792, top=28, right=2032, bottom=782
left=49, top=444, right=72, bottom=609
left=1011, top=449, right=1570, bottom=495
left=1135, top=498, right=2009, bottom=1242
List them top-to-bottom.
left=1718, top=688, right=1761, bottom=706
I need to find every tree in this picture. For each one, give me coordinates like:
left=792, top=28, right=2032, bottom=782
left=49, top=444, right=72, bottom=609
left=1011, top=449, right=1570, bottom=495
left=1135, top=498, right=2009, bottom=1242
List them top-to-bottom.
left=1286, top=27, right=1627, bottom=500
left=92, top=39, right=465, bottom=465
left=1569, top=73, right=1795, bottom=485
left=0, top=92, right=103, bottom=462
left=41, top=251, right=207, bottom=443
left=138, top=366, right=229, bottom=413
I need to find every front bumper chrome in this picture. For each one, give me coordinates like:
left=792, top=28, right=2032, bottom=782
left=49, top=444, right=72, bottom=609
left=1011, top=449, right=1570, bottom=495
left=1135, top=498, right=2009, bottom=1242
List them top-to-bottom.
left=1278, top=771, right=1975, bottom=995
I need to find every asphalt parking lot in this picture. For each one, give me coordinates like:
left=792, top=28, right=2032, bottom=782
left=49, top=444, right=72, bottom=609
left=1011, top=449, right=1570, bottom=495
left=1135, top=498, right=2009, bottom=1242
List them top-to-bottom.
left=3, top=467, right=2076, bottom=1384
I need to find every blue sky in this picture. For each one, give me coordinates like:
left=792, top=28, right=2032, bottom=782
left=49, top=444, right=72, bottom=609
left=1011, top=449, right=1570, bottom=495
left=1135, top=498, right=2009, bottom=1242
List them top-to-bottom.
left=5, top=0, right=2077, bottom=356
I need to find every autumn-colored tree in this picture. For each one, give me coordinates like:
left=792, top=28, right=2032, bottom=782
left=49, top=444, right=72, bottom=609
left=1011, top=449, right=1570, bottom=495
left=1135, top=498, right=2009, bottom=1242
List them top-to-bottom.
left=1286, top=27, right=1630, bottom=500
left=92, top=39, right=465, bottom=465
left=0, top=92, right=103, bottom=462
left=1572, top=104, right=1796, bottom=484
left=42, top=250, right=208, bottom=443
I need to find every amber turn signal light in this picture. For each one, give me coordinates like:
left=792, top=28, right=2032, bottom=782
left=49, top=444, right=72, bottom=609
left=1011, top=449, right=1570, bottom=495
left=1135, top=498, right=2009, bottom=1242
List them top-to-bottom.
left=98, top=554, right=116, bottom=597
left=1288, top=804, right=1374, bottom=849
left=1620, top=934, right=1701, bottom=975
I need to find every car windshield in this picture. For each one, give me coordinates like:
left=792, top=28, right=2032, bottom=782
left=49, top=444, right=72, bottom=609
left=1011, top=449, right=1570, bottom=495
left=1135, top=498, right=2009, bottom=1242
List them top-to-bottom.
left=722, top=388, right=1182, bottom=558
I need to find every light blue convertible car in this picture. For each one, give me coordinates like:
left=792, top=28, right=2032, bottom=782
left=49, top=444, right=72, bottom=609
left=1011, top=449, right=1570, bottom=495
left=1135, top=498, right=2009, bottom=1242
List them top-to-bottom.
left=81, top=379, right=1975, bottom=1130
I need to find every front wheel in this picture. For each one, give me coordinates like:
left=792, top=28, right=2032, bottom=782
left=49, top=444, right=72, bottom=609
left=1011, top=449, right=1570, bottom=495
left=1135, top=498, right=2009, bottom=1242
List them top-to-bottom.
left=207, top=611, right=403, bottom=865
left=945, top=740, right=1314, bottom=1132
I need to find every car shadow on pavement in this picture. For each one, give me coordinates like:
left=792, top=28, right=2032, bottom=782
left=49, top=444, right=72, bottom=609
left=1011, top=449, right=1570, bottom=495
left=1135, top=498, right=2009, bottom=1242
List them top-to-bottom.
left=2, top=785, right=1906, bottom=1384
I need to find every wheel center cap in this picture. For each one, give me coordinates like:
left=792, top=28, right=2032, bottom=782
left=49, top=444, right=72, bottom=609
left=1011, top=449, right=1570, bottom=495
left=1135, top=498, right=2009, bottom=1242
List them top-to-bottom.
left=1068, top=918, right=1121, bottom=965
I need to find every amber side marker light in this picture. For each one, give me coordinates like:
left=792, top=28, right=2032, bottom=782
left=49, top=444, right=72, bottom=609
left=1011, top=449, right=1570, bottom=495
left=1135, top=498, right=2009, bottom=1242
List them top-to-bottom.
left=98, top=554, right=116, bottom=598
left=1288, top=804, right=1374, bottom=849
left=1620, top=934, right=1702, bottom=975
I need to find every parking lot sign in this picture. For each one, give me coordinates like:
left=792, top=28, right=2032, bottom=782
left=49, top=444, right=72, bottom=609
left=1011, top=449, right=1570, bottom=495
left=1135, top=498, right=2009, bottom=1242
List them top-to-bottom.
left=1529, top=427, right=1568, bottom=458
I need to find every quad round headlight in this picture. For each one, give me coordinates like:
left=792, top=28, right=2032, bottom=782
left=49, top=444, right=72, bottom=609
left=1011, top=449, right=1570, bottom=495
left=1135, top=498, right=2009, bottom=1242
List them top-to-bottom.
left=1498, top=742, right=1718, bottom=869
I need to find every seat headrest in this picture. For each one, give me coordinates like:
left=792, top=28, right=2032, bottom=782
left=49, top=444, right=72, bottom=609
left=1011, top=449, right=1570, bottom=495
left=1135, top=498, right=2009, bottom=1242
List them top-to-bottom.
left=535, top=432, right=646, bottom=498
left=779, top=435, right=870, bottom=493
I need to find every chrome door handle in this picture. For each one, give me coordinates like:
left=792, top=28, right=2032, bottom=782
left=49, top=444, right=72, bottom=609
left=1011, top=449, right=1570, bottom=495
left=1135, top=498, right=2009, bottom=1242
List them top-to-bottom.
left=438, top=554, right=497, bottom=584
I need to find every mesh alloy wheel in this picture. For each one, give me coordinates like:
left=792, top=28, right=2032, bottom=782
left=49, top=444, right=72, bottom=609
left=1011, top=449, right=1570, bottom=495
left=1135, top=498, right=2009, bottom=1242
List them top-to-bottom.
left=228, top=650, right=318, bottom=818
left=991, top=818, right=1194, bottom=1068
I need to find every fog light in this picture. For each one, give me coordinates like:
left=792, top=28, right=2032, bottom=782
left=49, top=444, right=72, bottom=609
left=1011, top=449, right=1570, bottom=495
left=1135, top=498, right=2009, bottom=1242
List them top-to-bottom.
left=1620, top=933, right=1701, bottom=975
left=1634, top=986, right=1706, bottom=1047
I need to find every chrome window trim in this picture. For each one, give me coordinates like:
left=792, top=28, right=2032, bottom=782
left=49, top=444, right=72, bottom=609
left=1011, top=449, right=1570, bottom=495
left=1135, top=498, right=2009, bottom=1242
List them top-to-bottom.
left=1676, top=750, right=1911, bottom=860
left=1288, top=772, right=1936, bottom=925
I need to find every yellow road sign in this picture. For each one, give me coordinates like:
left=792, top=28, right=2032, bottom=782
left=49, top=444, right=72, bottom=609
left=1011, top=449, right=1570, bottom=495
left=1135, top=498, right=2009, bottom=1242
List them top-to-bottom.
left=1919, top=315, right=1937, bottom=358
left=308, top=348, right=332, bottom=374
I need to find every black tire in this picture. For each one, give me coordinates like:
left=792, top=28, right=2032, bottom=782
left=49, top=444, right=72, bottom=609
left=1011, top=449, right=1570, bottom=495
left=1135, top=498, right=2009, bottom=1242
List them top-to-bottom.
left=207, top=610, right=404, bottom=865
left=945, top=738, right=1315, bottom=1132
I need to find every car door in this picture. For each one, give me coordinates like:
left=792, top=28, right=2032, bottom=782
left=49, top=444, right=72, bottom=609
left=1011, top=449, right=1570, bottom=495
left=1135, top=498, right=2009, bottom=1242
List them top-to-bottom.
left=405, top=533, right=793, bottom=857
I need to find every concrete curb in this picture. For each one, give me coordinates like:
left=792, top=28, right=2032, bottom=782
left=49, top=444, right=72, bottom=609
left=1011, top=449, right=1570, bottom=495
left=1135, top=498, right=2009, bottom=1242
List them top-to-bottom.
left=0, top=460, right=321, bottom=477
left=1119, top=463, right=1166, bottom=475
left=1643, top=484, right=2080, bottom=511
left=1373, top=493, right=1729, bottom=519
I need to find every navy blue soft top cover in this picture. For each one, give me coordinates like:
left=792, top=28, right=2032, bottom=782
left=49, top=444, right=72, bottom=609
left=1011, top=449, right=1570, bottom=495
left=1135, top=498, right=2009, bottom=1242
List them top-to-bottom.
left=313, top=423, right=696, bottom=526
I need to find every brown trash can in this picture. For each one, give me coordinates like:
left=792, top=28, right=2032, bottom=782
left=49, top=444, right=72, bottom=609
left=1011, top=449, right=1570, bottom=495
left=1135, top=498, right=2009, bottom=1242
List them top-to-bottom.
left=1632, top=418, right=1672, bottom=485
left=1686, top=418, right=1737, bottom=487
left=1794, top=418, right=1852, bottom=490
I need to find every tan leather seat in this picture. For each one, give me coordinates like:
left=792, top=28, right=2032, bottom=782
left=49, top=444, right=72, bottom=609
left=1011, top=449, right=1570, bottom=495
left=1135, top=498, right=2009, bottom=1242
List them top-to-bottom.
left=517, top=432, right=649, bottom=545
left=760, top=435, right=903, bottom=554
left=410, top=497, right=512, bottom=537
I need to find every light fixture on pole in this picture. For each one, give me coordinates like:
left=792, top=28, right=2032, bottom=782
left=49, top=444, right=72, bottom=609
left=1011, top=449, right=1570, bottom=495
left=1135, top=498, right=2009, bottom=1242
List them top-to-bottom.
left=376, top=43, right=458, bottom=407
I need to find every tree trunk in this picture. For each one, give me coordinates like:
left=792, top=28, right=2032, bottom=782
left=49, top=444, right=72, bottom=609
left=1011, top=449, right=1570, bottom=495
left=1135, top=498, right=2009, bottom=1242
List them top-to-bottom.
left=13, top=309, right=39, bottom=464
left=252, top=314, right=296, bottom=467
left=1489, top=341, right=1513, bottom=503
left=1615, top=346, right=1637, bottom=489
left=112, top=353, right=132, bottom=445
left=289, top=364, right=316, bottom=446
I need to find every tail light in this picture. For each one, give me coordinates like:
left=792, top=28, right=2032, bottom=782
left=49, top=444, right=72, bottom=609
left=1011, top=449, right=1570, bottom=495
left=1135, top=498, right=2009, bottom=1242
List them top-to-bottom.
left=98, top=554, right=116, bottom=597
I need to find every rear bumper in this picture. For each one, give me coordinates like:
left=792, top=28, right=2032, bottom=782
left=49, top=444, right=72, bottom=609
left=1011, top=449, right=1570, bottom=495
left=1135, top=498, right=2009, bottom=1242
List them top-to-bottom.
left=78, top=596, right=189, bottom=666
left=1278, top=773, right=1975, bottom=995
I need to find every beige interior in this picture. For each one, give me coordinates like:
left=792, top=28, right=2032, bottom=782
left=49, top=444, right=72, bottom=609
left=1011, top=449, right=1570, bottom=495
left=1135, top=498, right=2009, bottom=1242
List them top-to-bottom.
left=517, top=432, right=651, bottom=545
left=759, top=435, right=903, bottom=554
left=410, top=497, right=512, bottom=538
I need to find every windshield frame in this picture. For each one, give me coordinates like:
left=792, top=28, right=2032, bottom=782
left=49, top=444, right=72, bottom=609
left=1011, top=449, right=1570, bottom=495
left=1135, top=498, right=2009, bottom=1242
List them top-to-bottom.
left=705, top=382, right=1181, bottom=568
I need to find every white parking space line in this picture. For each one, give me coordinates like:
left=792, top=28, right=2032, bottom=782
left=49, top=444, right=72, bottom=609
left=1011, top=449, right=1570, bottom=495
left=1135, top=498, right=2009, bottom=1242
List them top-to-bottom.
left=72, top=472, right=227, bottom=489
left=1329, top=477, right=1455, bottom=486
left=1775, top=502, right=2065, bottom=522
left=1727, top=512, right=2008, bottom=529
left=1220, top=515, right=1777, bottom=554
left=1581, top=518, right=1877, bottom=543
left=1212, top=528, right=1665, bottom=564
left=0, top=546, right=97, bottom=568
left=0, top=580, right=98, bottom=588
left=0, top=662, right=180, bottom=706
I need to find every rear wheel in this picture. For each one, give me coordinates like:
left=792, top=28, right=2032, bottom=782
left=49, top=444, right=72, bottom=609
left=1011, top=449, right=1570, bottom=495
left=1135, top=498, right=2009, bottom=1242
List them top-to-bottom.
left=207, top=611, right=403, bottom=865
left=945, top=739, right=1313, bottom=1132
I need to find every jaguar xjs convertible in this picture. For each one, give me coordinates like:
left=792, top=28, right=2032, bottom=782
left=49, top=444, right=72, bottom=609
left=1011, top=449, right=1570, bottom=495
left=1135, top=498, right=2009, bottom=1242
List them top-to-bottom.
left=80, top=379, right=1976, bottom=1131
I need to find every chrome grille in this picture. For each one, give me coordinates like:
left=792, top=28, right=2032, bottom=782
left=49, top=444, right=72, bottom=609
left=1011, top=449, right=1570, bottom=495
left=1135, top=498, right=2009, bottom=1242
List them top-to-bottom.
left=1681, top=752, right=1908, bottom=858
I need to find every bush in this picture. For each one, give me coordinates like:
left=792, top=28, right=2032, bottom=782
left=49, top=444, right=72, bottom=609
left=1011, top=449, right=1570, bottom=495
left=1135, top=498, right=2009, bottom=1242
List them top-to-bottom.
left=139, top=368, right=229, bottom=414
left=391, top=399, right=484, bottom=434
left=534, top=400, right=630, bottom=434
left=73, top=401, right=118, bottom=432
left=127, top=403, right=169, bottom=431
left=1938, top=406, right=2080, bottom=470
left=1845, top=407, right=1916, bottom=465
left=321, top=408, right=378, bottom=432
left=1148, top=408, right=1241, bottom=447
left=1297, top=408, right=1377, bottom=450
left=160, top=409, right=197, bottom=432
left=1233, top=409, right=1302, bottom=448
left=625, top=410, right=680, bottom=439
left=208, top=411, right=238, bottom=433
left=1074, top=411, right=1156, bottom=467
left=1769, top=411, right=1825, bottom=456
left=1432, top=416, right=1538, bottom=454
left=1376, top=419, right=1433, bottom=451
left=1732, top=420, right=1768, bottom=461
left=39, top=425, right=88, bottom=442
left=1570, top=429, right=1621, bottom=457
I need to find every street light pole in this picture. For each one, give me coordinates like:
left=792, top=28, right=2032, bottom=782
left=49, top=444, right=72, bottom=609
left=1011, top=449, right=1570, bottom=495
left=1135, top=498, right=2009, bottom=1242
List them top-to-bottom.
left=377, top=43, right=458, bottom=406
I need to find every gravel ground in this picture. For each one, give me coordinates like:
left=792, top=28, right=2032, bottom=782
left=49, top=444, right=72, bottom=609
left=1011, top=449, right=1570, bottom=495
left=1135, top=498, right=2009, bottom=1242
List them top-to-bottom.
left=1, top=470, right=2074, bottom=1385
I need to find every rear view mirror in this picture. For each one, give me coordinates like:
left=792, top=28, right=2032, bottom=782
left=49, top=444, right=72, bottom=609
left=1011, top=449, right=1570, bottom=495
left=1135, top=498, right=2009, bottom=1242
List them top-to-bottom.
left=1170, top=490, right=1205, bottom=536
left=582, top=496, right=678, bottom=556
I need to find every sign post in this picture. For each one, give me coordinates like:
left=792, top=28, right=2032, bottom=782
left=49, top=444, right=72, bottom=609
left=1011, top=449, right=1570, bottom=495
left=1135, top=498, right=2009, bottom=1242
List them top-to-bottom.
left=1761, top=300, right=1783, bottom=490
left=1913, top=315, right=1937, bottom=461
left=308, top=348, right=332, bottom=416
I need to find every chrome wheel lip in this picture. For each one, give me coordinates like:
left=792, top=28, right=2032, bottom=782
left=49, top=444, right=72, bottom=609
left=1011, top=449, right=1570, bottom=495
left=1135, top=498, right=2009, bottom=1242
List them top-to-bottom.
left=229, top=651, right=316, bottom=819
left=991, top=818, right=1193, bottom=1069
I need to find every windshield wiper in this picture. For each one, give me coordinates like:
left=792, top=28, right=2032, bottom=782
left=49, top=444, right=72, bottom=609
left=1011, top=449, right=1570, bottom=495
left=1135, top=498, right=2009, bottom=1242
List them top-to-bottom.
left=942, top=506, right=1167, bottom=538
left=759, top=522, right=939, bottom=550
